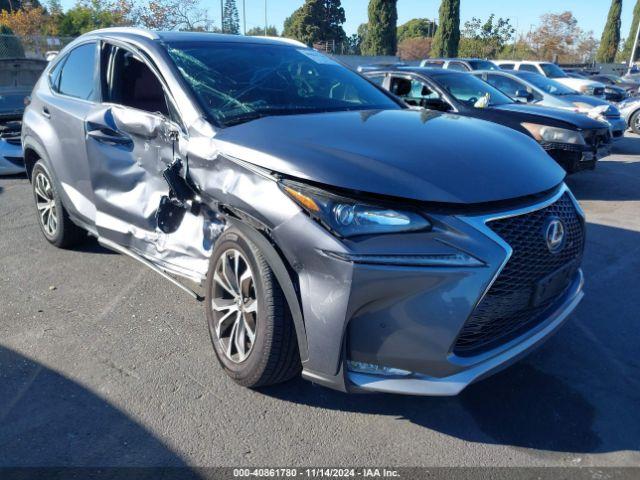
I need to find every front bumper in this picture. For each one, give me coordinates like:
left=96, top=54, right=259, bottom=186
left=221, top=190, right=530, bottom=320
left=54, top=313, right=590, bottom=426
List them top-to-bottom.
left=605, top=117, right=626, bottom=138
left=0, top=139, right=24, bottom=175
left=544, top=141, right=611, bottom=173
left=273, top=185, right=585, bottom=396
left=347, top=270, right=583, bottom=395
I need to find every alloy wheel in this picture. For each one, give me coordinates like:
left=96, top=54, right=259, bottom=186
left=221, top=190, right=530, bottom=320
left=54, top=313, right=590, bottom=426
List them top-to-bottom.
left=34, top=172, right=58, bottom=237
left=211, top=248, right=258, bottom=363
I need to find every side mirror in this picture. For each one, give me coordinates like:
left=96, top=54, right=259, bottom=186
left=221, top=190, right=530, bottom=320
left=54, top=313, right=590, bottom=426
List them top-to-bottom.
left=514, top=89, right=534, bottom=103
left=111, top=106, right=164, bottom=139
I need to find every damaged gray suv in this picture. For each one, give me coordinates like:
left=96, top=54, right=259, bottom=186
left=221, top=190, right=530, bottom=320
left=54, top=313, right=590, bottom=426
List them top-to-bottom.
left=23, top=28, right=585, bottom=395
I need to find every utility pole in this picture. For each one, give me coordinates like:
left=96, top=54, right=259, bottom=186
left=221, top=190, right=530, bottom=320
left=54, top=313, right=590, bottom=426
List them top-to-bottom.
left=220, top=0, right=224, bottom=33
left=243, top=0, right=246, bottom=35
left=264, top=0, right=268, bottom=36
left=630, top=20, right=640, bottom=73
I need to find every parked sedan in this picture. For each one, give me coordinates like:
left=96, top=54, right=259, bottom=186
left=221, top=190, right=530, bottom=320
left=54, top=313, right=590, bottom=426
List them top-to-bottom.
left=23, top=28, right=585, bottom=396
left=0, top=58, right=47, bottom=175
left=420, top=58, right=500, bottom=71
left=495, top=61, right=606, bottom=97
left=363, top=67, right=611, bottom=173
left=475, top=69, right=627, bottom=138
left=565, top=72, right=628, bottom=102
left=589, top=73, right=640, bottom=96
left=617, top=96, right=640, bottom=134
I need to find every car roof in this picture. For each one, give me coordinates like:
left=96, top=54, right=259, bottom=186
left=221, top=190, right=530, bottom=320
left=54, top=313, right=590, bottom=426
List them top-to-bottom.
left=83, top=27, right=307, bottom=48
left=424, top=58, right=491, bottom=63
left=363, top=66, right=465, bottom=77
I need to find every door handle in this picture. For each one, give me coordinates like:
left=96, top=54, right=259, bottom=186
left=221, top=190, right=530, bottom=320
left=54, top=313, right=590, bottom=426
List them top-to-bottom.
left=42, top=106, right=51, bottom=119
left=86, top=124, right=133, bottom=148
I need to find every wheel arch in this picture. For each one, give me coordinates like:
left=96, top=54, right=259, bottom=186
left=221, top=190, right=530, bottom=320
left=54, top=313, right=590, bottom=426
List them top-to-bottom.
left=225, top=217, right=309, bottom=363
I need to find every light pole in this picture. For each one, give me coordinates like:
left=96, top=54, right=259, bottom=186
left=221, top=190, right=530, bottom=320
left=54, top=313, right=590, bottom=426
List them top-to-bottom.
left=220, top=0, right=224, bottom=33
left=243, top=0, right=246, bottom=35
left=264, top=0, right=268, bottom=37
left=630, top=21, right=640, bottom=73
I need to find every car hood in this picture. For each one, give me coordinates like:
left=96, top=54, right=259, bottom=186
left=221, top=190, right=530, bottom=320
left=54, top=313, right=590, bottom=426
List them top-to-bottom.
left=555, top=78, right=604, bottom=90
left=557, top=94, right=611, bottom=108
left=493, top=103, right=607, bottom=129
left=213, top=109, right=564, bottom=205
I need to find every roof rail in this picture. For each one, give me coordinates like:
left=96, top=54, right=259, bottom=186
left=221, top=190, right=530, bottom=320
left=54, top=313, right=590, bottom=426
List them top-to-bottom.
left=88, top=27, right=159, bottom=40
left=264, top=36, right=307, bottom=48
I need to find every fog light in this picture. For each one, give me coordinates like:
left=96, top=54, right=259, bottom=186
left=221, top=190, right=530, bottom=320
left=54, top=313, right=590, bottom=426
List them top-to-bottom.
left=347, top=360, right=412, bottom=377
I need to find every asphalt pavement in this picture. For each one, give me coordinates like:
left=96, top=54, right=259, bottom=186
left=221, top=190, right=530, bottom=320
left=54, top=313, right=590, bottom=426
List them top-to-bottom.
left=0, top=135, right=639, bottom=468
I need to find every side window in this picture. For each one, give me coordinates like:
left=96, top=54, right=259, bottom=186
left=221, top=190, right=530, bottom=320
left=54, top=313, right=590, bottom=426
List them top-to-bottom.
left=57, top=43, right=97, bottom=100
left=102, top=44, right=169, bottom=116
left=423, top=60, right=444, bottom=68
left=447, top=62, right=469, bottom=72
left=499, top=63, right=515, bottom=70
left=519, top=64, right=540, bottom=73
left=367, top=74, right=386, bottom=87
left=486, top=74, right=523, bottom=97
left=389, top=77, right=442, bottom=107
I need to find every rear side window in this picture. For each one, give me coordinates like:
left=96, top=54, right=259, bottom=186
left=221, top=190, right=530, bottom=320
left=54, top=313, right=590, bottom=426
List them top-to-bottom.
left=57, top=43, right=97, bottom=100
left=447, top=62, right=469, bottom=72
left=499, top=63, right=515, bottom=70
left=518, top=64, right=540, bottom=73
left=486, top=74, right=525, bottom=97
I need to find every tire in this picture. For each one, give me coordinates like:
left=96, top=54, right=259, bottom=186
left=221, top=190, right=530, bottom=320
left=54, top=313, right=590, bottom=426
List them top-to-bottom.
left=630, top=110, right=640, bottom=135
left=31, top=160, right=85, bottom=248
left=205, top=230, right=301, bottom=388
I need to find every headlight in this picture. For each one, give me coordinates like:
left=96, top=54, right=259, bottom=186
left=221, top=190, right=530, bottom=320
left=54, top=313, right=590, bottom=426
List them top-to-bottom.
left=521, top=123, right=586, bottom=145
left=281, top=180, right=431, bottom=237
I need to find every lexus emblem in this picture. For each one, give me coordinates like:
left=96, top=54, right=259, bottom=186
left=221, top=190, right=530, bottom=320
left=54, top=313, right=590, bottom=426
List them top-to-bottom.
left=544, top=217, right=566, bottom=254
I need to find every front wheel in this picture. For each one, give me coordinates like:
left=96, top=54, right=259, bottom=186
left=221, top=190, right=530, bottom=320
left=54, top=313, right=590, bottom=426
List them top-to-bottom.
left=630, top=110, right=640, bottom=135
left=31, top=160, right=85, bottom=248
left=204, top=230, right=301, bottom=388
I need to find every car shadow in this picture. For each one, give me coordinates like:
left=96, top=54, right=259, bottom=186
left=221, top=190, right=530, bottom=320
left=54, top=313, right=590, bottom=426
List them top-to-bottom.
left=566, top=137, right=640, bottom=202
left=260, top=220, right=640, bottom=456
left=75, top=235, right=118, bottom=255
left=0, top=345, right=199, bottom=474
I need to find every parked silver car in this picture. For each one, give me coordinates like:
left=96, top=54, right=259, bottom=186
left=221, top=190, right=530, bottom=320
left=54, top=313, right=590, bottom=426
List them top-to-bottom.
left=22, top=28, right=585, bottom=396
left=0, top=58, right=47, bottom=175
left=474, top=70, right=627, bottom=138
left=617, top=96, right=640, bottom=134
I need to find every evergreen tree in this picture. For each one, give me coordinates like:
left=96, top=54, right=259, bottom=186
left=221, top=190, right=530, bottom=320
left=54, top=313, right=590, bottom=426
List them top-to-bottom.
left=222, top=0, right=240, bottom=35
left=282, top=0, right=346, bottom=46
left=361, top=0, right=398, bottom=56
left=431, top=0, right=460, bottom=57
left=597, top=0, right=622, bottom=63
left=622, top=0, right=640, bottom=62
left=397, top=18, right=437, bottom=44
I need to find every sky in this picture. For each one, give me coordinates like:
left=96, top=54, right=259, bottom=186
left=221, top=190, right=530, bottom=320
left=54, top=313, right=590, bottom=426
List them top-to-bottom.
left=59, top=0, right=639, bottom=42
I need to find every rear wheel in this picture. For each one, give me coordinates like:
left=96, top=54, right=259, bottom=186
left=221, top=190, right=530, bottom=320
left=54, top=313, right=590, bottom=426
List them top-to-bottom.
left=630, top=110, right=640, bottom=135
left=31, top=160, right=85, bottom=248
left=205, top=230, right=301, bottom=388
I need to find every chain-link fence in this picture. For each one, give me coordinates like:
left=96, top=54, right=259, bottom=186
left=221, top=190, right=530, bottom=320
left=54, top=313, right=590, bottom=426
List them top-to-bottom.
left=0, top=34, right=75, bottom=60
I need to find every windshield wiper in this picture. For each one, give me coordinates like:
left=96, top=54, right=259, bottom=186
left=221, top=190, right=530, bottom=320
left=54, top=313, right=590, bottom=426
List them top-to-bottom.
left=223, top=111, right=269, bottom=127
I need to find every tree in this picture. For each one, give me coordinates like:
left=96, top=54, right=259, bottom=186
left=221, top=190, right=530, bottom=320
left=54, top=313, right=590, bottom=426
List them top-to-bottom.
left=0, top=0, right=41, bottom=13
left=57, top=0, right=130, bottom=36
left=136, top=0, right=209, bottom=31
left=222, top=0, right=239, bottom=34
left=282, top=0, right=346, bottom=46
left=361, top=0, right=397, bottom=56
left=431, top=0, right=460, bottom=57
left=597, top=0, right=622, bottom=63
left=621, top=0, right=640, bottom=62
left=0, top=4, right=52, bottom=36
left=528, top=12, right=597, bottom=63
left=458, top=14, right=514, bottom=58
left=397, top=18, right=437, bottom=44
left=246, top=25, right=278, bottom=36
left=397, top=37, right=432, bottom=60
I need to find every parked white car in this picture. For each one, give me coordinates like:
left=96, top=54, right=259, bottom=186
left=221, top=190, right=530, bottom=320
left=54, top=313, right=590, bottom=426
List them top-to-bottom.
left=495, top=61, right=607, bottom=97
